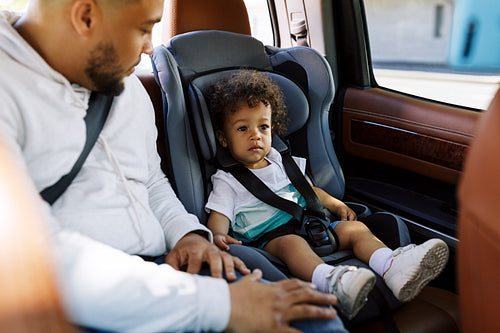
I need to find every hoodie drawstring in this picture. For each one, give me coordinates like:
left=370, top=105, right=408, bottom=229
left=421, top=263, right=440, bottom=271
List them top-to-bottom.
left=99, top=136, right=146, bottom=249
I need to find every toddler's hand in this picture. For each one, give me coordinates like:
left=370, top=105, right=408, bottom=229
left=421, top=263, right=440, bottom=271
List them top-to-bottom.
left=335, top=203, right=357, bottom=221
left=214, top=233, right=242, bottom=251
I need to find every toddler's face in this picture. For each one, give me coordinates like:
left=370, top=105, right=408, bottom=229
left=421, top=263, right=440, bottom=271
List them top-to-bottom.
left=218, top=101, right=272, bottom=169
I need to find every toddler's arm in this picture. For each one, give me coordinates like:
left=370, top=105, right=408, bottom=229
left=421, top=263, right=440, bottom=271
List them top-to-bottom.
left=312, top=187, right=357, bottom=221
left=207, top=211, right=243, bottom=250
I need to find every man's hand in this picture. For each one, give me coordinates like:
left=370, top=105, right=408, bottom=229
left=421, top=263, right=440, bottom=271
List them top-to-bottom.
left=165, top=232, right=250, bottom=281
left=214, top=233, right=242, bottom=251
left=227, top=270, right=338, bottom=333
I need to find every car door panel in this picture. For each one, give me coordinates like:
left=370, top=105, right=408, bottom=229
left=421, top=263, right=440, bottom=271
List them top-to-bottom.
left=338, top=86, right=481, bottom=240
left=342, top=87, right=479, bottom=185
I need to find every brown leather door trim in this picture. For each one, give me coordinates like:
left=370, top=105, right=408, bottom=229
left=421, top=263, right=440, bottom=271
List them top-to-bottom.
left=343, top=87, right=480, bottom=184
left=351, top=119, right=468, bottom=171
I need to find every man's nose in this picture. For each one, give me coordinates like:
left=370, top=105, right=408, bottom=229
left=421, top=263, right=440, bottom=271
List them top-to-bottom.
left=142, top=38, right=154, bottom=55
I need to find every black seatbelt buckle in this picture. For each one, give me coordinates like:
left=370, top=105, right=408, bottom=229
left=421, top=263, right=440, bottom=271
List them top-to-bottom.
left=304, top=217, right=331, bottom=247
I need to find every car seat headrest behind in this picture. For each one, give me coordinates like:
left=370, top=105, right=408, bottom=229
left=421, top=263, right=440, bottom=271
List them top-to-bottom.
left=165, top=0, right=251, bottom=40
left=188, top=70, right=310, bottom=162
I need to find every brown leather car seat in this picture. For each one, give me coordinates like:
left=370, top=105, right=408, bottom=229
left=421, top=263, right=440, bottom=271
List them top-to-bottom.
left=162, top=0, right=251, bottom=41
left=457, top=88, right=500, bottom=332
left=0, top=140, right=72, bottom=332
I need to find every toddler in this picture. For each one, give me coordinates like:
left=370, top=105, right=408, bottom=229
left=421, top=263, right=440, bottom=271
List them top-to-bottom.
left=205, top=70, right=449, bottom=319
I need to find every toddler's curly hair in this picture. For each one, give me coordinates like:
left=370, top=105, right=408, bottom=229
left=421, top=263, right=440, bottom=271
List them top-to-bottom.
left=206, top=70, right=289, bottom=136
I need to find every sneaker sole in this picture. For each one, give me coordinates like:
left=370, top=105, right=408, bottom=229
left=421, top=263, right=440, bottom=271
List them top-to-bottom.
left=396, top=240, right=449, bottom=302
left=341, top=270, right=376, bottom=320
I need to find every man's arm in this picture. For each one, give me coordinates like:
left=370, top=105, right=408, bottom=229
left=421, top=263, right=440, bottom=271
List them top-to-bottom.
left=136, top=80, right=249, bottom=279
left=0, top=130, right=231, bottom=332
left=53, top=229, right=232, bottom=332
left=53, top=230, right=339, bottom=332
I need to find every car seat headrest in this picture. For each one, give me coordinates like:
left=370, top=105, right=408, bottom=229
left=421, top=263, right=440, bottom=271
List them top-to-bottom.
left=165, top=0, right=251, bottom=39
left=166, top=30, right=273, bottom=81
left=188, top=70, right=310, bottom=162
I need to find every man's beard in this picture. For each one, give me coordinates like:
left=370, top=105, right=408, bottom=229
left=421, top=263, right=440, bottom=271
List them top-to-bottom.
left=85, top=41, right=126, bottom=96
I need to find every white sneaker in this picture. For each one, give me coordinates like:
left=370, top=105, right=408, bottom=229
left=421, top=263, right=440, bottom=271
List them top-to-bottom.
left=383, top=239, right=449, bottom=302
left=326, top=265, right=376, bottom=320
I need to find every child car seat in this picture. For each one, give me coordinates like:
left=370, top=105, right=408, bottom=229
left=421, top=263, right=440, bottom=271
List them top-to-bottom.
left=151, top=29, right=411, bottom=324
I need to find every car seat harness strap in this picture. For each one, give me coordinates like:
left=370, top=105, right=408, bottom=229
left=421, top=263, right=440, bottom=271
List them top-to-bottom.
left=226, top=136, right=338, bottom=256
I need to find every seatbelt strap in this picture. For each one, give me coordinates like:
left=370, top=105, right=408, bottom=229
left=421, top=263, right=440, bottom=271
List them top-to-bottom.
left=40, top=92, right=114, bottom=205
left=222, top=136, right=335, bottom=253
left=227, top=136, right=326, bottom=223
left=273, top=136, right=325, bottom=218
left=227, top=138, right=334, bottom=251
left=283, top=153, right=325, bottom=218
left=230, top=166, right=305, bottom=223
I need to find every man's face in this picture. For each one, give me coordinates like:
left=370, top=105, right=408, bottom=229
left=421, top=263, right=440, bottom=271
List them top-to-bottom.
left=85, top=0, right=163, bottom=95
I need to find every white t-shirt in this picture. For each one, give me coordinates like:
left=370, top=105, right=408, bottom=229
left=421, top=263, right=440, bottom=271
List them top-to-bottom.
left=206, top=148, right=307, bottom=243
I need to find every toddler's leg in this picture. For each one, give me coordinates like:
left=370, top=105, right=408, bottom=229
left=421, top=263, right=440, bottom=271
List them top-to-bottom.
left=334, top=220, right=387, bottom=263
left=333, top=221, right=449, bottom=302
left=264, top=234, right=323, bottom=281
left=265, top=235, right=376, bottom=320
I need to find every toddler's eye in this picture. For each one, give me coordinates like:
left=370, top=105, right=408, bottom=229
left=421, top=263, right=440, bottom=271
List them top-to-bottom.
left=260, top=124, right=270, bottom=130
left=237, top=126, right=247, bottom=132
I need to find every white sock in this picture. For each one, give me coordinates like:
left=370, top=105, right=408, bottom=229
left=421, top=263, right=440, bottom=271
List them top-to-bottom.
left=369, top=247, right=394, bottom=277
left=312, top=263, right=336, bottom=293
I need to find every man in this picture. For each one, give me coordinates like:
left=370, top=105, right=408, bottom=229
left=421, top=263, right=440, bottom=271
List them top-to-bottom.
left=0, top=0, right=345, bottom=332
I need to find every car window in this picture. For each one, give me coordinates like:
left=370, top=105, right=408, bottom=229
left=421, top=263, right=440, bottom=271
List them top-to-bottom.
left=1, top=0, right=27, bottom=11
left=244, top=0, right=274, bottom=45
left=364, top=0, right=500, bottom=110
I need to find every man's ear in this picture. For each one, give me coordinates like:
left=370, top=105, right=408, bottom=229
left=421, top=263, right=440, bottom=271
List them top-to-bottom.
left=69, top=0, right=98, bottom=36
left=216, top=130, right=228, bottom=147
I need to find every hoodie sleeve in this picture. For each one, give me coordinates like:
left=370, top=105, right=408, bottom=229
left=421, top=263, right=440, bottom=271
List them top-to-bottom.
left=129, top=75, right=213, bottom=249
left=48, top=81, right=228, bottom=331
left=0, top=126, right=230, bottom=333
left=148, top=169, right=213, bottom=249
left=53, top=229, right=230, bottom=332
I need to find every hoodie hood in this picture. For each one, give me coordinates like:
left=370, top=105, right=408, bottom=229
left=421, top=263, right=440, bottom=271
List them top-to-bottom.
left=0, top=10, right=86, bottom=104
